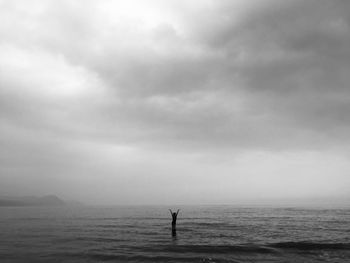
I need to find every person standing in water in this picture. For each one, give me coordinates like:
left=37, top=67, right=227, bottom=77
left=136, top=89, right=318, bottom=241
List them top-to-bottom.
left=169, top=209, right=180, bottom=236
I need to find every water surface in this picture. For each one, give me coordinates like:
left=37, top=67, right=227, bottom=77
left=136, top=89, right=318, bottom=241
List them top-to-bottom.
left=0, top=206, right=349, bottom=262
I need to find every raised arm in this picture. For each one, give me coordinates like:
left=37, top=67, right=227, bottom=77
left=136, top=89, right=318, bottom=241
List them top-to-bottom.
left=169, top=209, right=173, bottom=215
left=176, top=209, right=180, bottom=215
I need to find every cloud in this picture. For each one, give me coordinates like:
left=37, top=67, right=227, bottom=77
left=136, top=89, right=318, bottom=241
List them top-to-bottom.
left=1, top=0, right=350, bottom=203
left=1, top=0, right=350, bottom=151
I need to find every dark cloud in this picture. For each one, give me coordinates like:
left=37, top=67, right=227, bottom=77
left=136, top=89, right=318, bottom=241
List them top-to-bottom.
left=1, top=0, right=350, bottom=203
left=1, top=0, right=350, bottom=151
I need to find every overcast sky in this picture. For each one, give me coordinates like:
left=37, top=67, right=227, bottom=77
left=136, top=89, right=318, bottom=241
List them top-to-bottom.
left=0, top=0, right=350, bottom=205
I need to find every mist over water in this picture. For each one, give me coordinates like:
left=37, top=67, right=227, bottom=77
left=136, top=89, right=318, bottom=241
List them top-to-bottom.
left=1, top=206, right=349, bottom=262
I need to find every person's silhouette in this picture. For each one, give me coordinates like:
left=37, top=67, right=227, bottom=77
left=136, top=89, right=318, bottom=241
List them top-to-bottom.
left=169, top=209, right=180, bottom=236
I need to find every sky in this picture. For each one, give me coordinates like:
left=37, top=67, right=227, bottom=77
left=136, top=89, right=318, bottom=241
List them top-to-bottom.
left=0, top=0, right=350, bottom=205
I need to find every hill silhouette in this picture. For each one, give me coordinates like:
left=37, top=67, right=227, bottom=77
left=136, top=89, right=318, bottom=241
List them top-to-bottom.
left=0, top=195, right=65, bottom=207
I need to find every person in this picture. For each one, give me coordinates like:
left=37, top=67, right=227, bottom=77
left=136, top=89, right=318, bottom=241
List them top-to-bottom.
left=169, top=209, right=180, bottom=236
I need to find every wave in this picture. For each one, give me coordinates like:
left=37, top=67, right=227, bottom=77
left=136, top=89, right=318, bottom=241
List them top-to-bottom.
left=269, top=241, right=350, bottom=250
left=141, top=242, right=350, bottom=254
left=153, top=244, right=276, bottom=254
left=56, top=251, right=228, bottom=263
left=85, top=253, right=221, bottom=263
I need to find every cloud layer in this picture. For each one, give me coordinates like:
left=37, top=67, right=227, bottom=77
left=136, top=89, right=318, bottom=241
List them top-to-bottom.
left=1, top=0, right=350, bottom=204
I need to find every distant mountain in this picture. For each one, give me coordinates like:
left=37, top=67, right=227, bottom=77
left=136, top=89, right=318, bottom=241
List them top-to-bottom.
left=0, top=195, right=65, bottom=207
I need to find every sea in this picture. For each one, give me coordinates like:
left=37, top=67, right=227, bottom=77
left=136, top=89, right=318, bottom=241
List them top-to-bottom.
left=0, top=205, right=349, bottom=262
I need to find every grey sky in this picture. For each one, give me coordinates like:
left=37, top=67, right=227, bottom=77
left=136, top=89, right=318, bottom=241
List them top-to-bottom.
left=0, top=0, right=349, bottom=205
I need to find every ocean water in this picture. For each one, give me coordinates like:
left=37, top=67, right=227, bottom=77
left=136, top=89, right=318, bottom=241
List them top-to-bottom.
left=0, top=206, right=349, bottom=262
